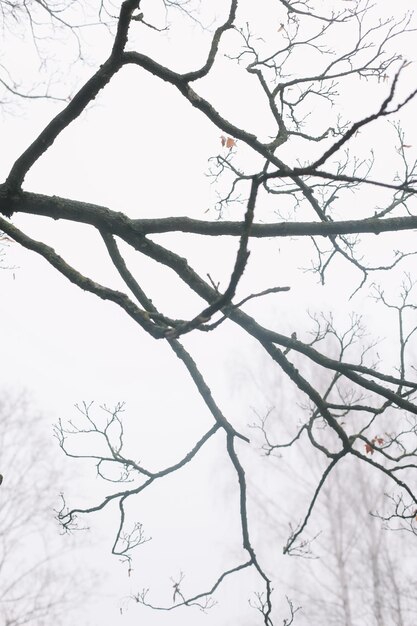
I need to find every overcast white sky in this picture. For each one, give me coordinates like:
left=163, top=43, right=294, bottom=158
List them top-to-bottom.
left=1, top=0, right=417, bottom=624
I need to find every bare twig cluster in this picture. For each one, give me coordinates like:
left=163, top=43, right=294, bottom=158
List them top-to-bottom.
left=1, top=0, right=417, bottom=623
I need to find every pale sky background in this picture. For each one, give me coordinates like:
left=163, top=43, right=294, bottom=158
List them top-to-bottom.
left=1, top=1, right=417, bottom=624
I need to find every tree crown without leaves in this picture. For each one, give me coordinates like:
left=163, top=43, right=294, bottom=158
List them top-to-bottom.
left=1, top=0, right=417, bottom=623
left=0, top=394, right=91, bottom=625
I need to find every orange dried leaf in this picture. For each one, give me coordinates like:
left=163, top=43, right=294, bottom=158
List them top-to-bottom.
left=226, top=137, right=236, bottom=149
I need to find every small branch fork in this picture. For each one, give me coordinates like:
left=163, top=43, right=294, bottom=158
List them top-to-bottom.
left=1, top=0, right=417, bottom=623
left=55, top=403, right=222, bottom=567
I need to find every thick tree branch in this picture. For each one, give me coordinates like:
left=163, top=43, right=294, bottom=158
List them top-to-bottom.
left=4, top=0, right=141, bottom=192
left=2, top=187, right=417, bottom=239
left=0, top=216, right=166, bottom=338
